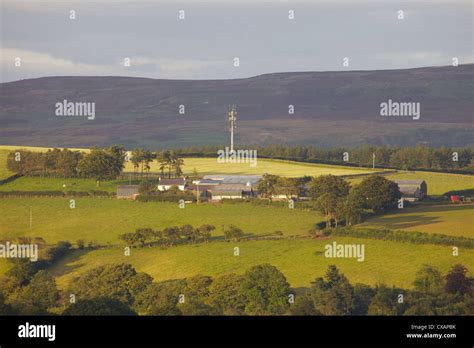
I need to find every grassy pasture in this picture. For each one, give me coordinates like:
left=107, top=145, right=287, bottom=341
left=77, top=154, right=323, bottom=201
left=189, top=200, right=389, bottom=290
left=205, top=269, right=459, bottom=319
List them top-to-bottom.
left=0, top=145, right=377, bottom=178
left=1, top=145, right=473, bottom=292
left=0, top=151, right=14, bottom=180
left=132, top=157, right=377, bottom=177
left=0, top=176, right=128, bottom=193
left=0, top=197, right=320, bottom=244
left=360, top=204, right=474, bottom=237
left=48, top=237, right=474, bottom=289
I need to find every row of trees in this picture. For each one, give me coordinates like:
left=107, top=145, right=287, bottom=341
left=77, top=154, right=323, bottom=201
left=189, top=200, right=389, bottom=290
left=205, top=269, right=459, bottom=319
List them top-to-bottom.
left=176, top=144, right=474, bottom=171
left=7, top=146, right=126, bottom=185
left=7, top=146, right=186, bottom=183
left=7, top=148, right=82, bottom=177
left=130, top=149, right=185, bottom=179
left=257, top=174, right=401, bottom=226
left=257, top=174, right=307, bottom=200
left=309, top=175, right=400, bottom=227
left=119, top=224, right=246, bottom=247
left=119, top=225, right=216, bottom=247
left=1, top=262, right=471, bottom=316
left=292, top=264, right=473, bottom=316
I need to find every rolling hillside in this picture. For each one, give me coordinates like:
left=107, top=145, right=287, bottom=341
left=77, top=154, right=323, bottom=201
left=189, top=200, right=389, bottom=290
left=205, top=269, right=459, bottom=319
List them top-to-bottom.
left=1, top=65, right=473, bottom=148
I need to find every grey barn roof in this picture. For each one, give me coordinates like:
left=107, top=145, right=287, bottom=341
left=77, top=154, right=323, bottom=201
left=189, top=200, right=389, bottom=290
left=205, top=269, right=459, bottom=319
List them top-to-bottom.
left=203, top=175, right=262, bottom=185
left=198, top=179, right=222, bottom=185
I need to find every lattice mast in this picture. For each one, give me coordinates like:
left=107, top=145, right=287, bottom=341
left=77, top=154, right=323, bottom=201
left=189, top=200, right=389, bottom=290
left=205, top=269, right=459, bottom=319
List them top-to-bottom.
left=228, top=105, right=237, bottom=153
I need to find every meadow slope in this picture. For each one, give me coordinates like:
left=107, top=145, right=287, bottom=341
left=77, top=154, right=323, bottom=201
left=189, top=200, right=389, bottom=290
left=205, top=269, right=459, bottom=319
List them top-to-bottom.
left=48, top=237, right=474, bottom=289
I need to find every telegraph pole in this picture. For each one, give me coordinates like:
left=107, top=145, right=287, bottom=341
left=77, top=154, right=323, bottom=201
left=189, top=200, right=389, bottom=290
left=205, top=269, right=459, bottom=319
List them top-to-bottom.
left=228, top=105, right=237, bottom=153
left=372, top=152, right=375, bottom=170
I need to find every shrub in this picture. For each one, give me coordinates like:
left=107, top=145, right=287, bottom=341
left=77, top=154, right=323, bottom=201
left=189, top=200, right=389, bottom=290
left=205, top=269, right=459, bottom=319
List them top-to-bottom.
left=224, top=225, right=244, bottom=241
left=76, top=239, right=85, bottom=250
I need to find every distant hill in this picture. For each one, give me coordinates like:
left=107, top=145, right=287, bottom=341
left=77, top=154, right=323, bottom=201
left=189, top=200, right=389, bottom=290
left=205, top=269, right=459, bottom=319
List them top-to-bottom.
left=0, top=65, right=472, bottom=148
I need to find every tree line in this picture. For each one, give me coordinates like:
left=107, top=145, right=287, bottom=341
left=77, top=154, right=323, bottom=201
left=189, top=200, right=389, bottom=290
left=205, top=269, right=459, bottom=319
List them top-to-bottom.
left=176, top=144, right=474, bottom=172
left=7, top=146, right=126, bottom=186
left=6, top=147, right=186, bottom=184
left=129, top=149, right=184, bottom=179
left=258, top=174, right=401, bottom=227
left=119, top=224, right=246, bottom=247
left=119, top=225, right=216, bottom=247
left=0, top=260, right=471, bottom=316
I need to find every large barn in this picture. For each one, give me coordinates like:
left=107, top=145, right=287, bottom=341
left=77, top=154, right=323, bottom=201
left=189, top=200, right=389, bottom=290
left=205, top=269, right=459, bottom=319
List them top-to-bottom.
left=196, top=175, right=261, bottom=200
left=394, top=180, right=427, bottom=201
left=210, top=183, right=254, bottom=200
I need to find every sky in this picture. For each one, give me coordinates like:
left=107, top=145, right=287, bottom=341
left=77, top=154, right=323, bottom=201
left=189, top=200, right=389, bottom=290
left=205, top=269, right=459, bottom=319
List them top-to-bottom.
left=1, top=0, right=473, bottom=82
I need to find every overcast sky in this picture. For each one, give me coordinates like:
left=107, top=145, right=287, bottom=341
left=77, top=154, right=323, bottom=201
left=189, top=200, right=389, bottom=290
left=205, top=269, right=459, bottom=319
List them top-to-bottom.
left=1, top=0, right=472, bottom=82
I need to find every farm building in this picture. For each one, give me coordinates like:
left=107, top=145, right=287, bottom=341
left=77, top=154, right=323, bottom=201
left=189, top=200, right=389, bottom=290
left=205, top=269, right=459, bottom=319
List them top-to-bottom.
left=202, top=175, right=262, bottom=187
left=157, top=178, right=186, bottom=191
left=192, top=178, right=222, bottom=186
left=394, top=180, right=427, bottom=201
left=210, top=183, right=255, bottom=200
left=185, top=184, right=212, bottom=200
left=117, top=185, right=140, bottom=199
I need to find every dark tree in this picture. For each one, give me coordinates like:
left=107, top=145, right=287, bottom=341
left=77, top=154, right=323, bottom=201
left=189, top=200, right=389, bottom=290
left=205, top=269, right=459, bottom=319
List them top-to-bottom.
left=308, top=175, right=350, bottom=226
left=356, top=175, right=401, bottom=213
left=224, top=225, right=244, bottom=241
left=67, top=264, right=152, bottom=306
left=241, top=264, right=290, bottom=315
left=413, top=264, right=444, bottom=294
left=444, top=264, right=472, bottom=296
left=309, top=265, right=355, bottom=315
left=9, top=270, right=59, bottom=315
left=208, top=274, right=246, bottom=315
left=63, top=297, right=137, bottom=316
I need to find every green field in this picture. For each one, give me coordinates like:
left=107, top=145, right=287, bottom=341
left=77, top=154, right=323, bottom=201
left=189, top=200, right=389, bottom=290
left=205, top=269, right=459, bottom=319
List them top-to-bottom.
left=0, top=145, right=377, bottom=178
left=1, top=145, right=474, bottom=295
left=0, top=150, right=14, bottom=180
left=135, top=157, right=377, bottom=177
left=2, top=167, right=472, bottom=196
left=0, top=176, right=130, bottom=193
left=0, top=198, right=320, bottom=244
left=360, top=204, right=474, bottom=237
left=48, top=237, right=473, bottom=289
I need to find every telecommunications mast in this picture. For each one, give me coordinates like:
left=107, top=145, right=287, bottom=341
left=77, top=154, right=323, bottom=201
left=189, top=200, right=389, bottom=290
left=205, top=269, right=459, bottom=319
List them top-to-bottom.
left=228, top=105, right=237, bottom=153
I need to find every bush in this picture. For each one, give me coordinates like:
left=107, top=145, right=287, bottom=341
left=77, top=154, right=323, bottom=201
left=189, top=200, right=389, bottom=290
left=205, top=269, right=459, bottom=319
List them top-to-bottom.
left=138, top=181, right=154, bottom=195
left=224, top=225, right=244, bottom=241
left=46, top=241, right=72, bottom=262
left=63, top=297, right=137, bottom=316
